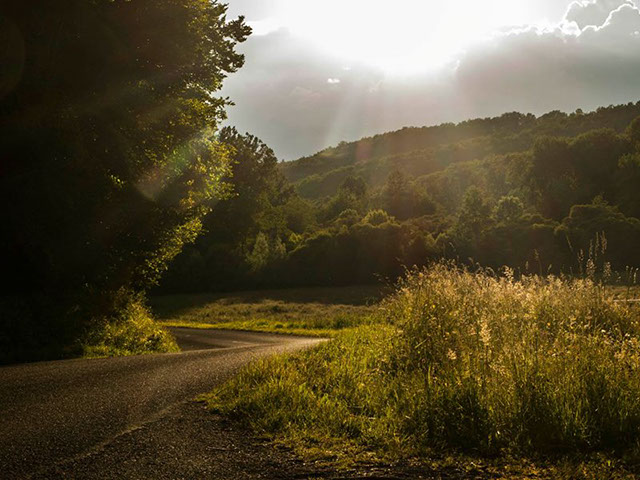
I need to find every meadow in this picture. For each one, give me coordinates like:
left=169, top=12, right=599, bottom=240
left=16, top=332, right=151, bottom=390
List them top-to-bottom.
left=202, top=264, right=640, bottom=478
left=151, top=285, right=384, bottom=337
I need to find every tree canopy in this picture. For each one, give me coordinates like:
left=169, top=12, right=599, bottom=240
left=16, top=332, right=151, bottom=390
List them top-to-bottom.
left=0, top=0, right=249, bottom=361
left=160, top=104, right=640, bottom=291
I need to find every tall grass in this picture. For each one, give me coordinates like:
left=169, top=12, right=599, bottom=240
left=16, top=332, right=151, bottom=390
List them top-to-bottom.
left=205, top=262, right=640, bottom=464
left=387, top=264, right=640, bottom=454
left=152, top=286, right=382, bottom=337
left=83, top=293, right=178, bottom=357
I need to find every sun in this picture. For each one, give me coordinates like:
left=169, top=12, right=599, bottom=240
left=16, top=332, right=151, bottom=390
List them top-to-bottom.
left=278, top=0, right=526, bottom=75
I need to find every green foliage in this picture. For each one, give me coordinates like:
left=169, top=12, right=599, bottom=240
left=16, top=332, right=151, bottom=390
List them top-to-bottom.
left=0, top=0, right=249, bottom=359
left=283, top=105, right=640, bottom=200
left=628, top=116, right=640, bottom=146
left=159, top=128, right=308, bottom=292
left=616, top=153, right=640, bottom=218
left=374, top=169, right=436, bottom=220
left=318, top=175, right=368, bottom=222
left=457, top=186, right=492, bottom=235
left=494, top=196, right=525, bottom=224
left=558, top=200, right=640, bottom=270
left=335, top=209, right=362, bottom=228
left=362, top=209, right=395, bottom=226
left=246, top=232, right=286, bottom=273
left=247, top=233, right=271, bottom=272
left=207, top=264, right=640, bottom=471
left=83, top=292, right=178, bottom=357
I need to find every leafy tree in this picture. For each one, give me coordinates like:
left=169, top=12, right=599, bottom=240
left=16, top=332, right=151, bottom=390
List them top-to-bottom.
left=0, top=0, right=249, bottom=359
left=169, top=105, right=640, bottom=293
left=629, top=116, right=640, bottom=146
left=159, top=127, right=298, bottom=292
left=570, top=129, right=631, bottom=194
left=616, top=153, right=640, bottom=218
left=378, top=169, right=436, bottom=220
left=383, top=170, right=412, bottom=219
left=320, top=175, right=368, bottom=222
left=340, top=175, right=368, bottom=199
left=455, top=187, right=492, bottom=238
left=282, top=196, right=316, bottom=234
left=494, top=196, right=524, bottom=224
left=557, top=199, right=640, bottom=270
left=335, top=209, right=361, bottom=228
left=362, top=210, right=395, bottom=226
left=246, top=232, right=286, bottom=273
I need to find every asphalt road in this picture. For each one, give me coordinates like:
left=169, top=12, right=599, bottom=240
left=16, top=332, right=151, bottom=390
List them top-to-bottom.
left=0, top=328, right=323, bottom=479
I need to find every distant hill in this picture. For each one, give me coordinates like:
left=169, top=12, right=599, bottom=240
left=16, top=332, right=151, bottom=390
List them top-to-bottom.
left=281, top=103, right=640, bottom=200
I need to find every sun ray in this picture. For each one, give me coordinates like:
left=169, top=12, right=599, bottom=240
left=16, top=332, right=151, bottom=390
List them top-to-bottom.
left=274, top=0, right=527, bottom=74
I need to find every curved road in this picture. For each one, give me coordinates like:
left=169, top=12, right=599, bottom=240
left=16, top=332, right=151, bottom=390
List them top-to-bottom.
left=0, top=328, right=323, bottom=479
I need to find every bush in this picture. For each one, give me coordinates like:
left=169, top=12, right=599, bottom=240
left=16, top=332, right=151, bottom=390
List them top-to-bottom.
left=82, top=292, right=178, bottom=358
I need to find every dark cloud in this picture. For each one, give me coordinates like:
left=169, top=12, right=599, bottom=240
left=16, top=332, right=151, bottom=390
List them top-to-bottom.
left=221, top=1, right=640, bottom=160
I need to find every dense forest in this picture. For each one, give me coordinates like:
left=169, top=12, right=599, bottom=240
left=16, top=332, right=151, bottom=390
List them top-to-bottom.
left=160, top=103, right=640, bottom=292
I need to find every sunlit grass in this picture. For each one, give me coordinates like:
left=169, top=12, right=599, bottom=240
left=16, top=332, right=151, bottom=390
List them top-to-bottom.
left=202, top=263, right=640, bottom=476
left=151, top=285, right=383, bottom=337
left=610, top=285, right=640, bottom=301
left=83, top=296, right=179, bottom=358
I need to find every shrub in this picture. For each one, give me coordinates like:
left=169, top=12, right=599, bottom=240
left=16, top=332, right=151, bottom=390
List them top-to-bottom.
left=82, top=292, right=178, bottom=358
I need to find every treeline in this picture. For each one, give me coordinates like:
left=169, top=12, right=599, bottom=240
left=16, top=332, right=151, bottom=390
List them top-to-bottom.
left=0, top=0, right=249, bottom=361
left=282, top=105, right=640, bottom=197
left=160, top=106, right=640, bottom=292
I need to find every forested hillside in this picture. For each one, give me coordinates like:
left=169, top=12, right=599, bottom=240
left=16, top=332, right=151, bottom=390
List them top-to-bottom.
left=161, top=102, right=640, bottom=292
left=282, top=104, right=640, bottom=198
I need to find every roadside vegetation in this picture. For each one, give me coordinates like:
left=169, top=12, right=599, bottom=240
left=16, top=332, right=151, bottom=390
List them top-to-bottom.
left=204, top=262, right=640, bottom=477
left=152, top=286, right=383, bottom=337
left=83, top=293, right=178, bottom=358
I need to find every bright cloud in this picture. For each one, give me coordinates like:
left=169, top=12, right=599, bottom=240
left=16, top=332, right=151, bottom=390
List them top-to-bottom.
left=222, top=0, right=640, bottom=160
left=565, top=0, right=635, bottom=29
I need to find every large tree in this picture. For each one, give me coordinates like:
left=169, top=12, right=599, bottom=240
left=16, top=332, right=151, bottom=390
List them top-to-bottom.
left=0, top=0, right=250, bottom=359
left=159, top=127, right=303, bottom=292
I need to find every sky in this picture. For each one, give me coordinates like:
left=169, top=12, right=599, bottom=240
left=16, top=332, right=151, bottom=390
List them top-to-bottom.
left=221, top=0, right=640, bottom=160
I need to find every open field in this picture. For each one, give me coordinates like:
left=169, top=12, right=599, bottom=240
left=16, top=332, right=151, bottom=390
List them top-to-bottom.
left=204, top=266, right=640, bottom=478
left=151, top=285, right=386, bottom=337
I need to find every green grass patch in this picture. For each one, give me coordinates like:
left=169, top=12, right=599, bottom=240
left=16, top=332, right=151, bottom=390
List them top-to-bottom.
left=202, top=264, right=640, bottom=477
left=151, top=285, right=383, bottom=336
left=83, top=295, right=179, bottom=358
left=161, top=320, right=343, bottom=338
